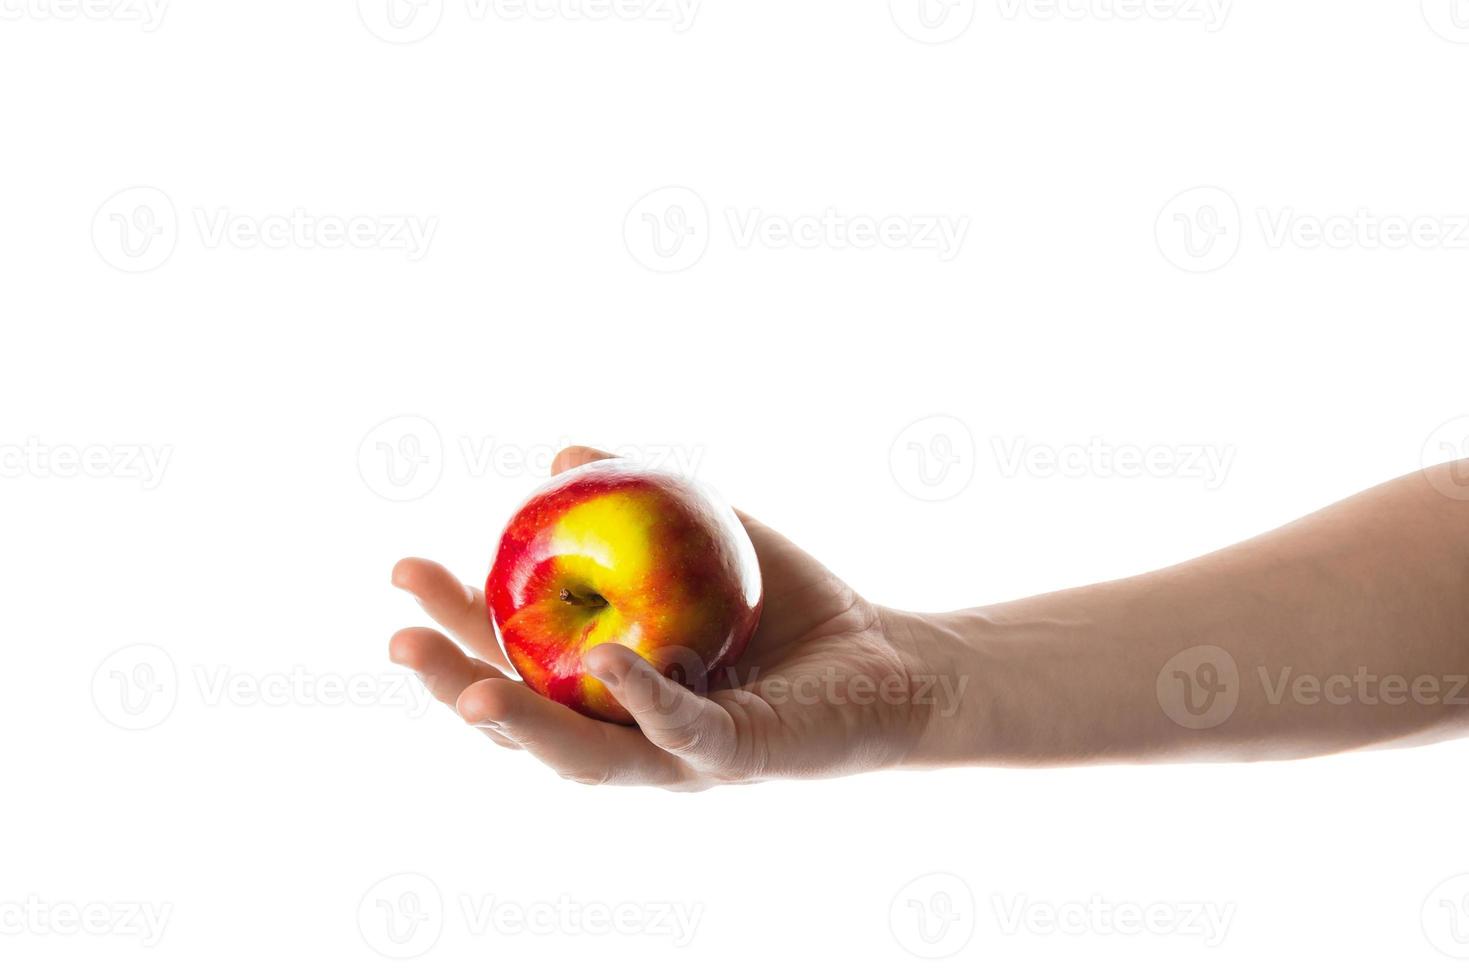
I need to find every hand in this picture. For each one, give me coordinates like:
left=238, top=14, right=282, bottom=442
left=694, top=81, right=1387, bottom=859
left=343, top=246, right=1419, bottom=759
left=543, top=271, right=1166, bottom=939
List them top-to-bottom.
left=388, top=446, right=945, bottom=790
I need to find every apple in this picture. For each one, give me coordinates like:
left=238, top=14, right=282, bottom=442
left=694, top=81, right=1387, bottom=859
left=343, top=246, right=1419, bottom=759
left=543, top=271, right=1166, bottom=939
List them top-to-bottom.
left=486, top=459, right=763, bottom=724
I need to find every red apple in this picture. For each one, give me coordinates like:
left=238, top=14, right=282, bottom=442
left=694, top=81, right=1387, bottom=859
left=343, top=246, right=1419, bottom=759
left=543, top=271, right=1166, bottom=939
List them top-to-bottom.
left=486, top=459, right=763, bottom=724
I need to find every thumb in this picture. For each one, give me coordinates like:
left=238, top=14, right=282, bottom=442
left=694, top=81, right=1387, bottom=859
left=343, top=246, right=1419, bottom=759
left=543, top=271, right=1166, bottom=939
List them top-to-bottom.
left=551, top=445, right=615, bottom=476
left=585, top=644, right=739, bottom=774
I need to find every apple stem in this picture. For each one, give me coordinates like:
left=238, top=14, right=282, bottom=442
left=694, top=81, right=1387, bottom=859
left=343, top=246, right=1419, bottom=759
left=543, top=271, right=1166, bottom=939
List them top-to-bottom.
left=559, top=587, right=608, bottom=610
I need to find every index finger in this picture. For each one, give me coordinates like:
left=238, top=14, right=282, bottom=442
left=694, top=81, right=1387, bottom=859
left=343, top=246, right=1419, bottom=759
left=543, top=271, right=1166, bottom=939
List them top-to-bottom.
left=392, top=557, right=510, bottom=671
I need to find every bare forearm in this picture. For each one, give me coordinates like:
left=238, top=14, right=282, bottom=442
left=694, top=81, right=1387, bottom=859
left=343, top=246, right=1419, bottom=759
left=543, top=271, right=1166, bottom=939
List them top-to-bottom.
left=901, top=464, right=1469, bottom=767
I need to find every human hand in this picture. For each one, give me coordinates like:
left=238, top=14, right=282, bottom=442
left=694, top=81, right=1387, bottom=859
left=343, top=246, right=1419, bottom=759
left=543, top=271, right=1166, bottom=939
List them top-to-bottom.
left=388, top=446, right=949, bottom=790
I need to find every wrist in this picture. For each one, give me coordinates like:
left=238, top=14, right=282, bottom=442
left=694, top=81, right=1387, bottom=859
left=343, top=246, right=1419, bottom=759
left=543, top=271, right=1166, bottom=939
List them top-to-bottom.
left=877, top=606, right=1004, bottom=769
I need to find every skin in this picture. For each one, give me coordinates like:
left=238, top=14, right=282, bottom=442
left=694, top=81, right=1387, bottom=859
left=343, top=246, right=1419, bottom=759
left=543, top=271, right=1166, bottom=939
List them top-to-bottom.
left=390, top=447, right=1469, bottom=791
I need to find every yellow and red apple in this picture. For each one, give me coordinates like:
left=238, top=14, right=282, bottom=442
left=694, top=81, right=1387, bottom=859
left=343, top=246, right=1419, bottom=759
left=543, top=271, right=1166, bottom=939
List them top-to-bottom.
left=486, top=460, right=763, bottom=724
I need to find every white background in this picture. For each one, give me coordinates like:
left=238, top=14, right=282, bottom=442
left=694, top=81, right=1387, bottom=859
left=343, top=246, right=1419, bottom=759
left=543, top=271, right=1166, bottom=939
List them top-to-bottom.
left=4, top=0, right=1469, bottom=976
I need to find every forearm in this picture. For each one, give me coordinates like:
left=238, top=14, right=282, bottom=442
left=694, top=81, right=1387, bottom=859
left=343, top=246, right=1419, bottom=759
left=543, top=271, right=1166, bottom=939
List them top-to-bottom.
left=900, top=464, right=1469, bottom=767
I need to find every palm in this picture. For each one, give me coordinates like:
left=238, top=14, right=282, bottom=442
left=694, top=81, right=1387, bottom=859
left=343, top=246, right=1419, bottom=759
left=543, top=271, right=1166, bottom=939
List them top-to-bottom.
left=388, top=447, right=927, bottom=790
left=699, top=517, right=924, bottom=779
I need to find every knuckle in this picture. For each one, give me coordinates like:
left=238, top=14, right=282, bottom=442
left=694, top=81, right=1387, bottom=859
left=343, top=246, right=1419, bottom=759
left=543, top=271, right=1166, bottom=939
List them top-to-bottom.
left=655, top=722, right=706, bottom=757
